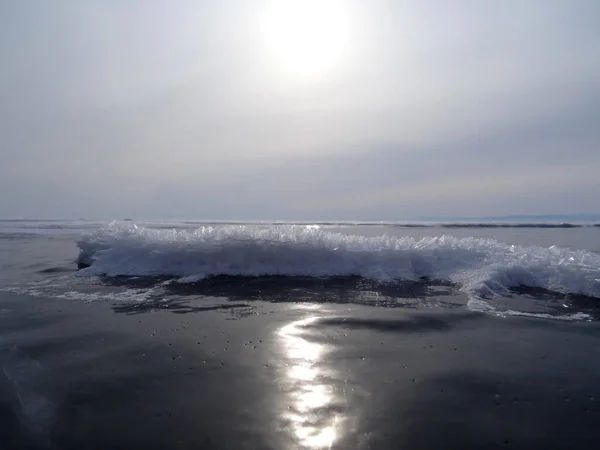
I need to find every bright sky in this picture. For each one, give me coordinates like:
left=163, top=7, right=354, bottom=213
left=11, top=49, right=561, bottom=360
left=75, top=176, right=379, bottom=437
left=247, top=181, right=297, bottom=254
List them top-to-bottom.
left=1, top=0, right=599, bottom=220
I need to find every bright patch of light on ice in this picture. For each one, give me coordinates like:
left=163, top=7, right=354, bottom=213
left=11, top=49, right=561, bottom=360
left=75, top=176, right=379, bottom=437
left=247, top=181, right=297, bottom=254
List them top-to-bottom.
left=278, top=316, right=344, bottom=448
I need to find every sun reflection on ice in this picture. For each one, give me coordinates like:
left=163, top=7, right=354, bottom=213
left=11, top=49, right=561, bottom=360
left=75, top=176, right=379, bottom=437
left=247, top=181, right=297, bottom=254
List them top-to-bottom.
left=278, top=313, right=344, bottom=449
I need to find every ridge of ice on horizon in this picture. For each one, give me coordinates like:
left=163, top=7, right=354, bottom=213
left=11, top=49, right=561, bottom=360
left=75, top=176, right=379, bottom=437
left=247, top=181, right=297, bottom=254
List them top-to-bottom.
left=76, top=223, right=600, bottom=300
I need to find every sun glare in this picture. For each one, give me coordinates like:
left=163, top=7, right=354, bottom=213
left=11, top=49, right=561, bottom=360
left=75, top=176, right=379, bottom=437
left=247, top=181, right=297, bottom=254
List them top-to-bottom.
left=261, top=0, right=350, bottom=79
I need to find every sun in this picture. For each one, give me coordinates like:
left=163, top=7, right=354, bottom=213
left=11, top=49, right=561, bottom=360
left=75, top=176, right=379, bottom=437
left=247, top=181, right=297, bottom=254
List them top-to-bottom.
left=260, top=0, right=350, bottom=79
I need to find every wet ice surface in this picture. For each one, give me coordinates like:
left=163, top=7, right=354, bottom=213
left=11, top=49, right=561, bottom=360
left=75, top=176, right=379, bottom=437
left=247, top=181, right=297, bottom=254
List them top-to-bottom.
left=2, top=221, right=600, bottom=448
left=1, top=290, right=600, bottom=450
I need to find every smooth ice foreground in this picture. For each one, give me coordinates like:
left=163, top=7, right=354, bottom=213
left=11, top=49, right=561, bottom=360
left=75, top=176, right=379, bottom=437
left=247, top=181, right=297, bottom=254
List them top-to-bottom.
left=77, top=223, right=600, bottom=303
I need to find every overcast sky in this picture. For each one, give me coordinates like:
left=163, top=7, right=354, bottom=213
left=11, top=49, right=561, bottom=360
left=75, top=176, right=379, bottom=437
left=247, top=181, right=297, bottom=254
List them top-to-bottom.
left=2, top=0, right=599, bottom=220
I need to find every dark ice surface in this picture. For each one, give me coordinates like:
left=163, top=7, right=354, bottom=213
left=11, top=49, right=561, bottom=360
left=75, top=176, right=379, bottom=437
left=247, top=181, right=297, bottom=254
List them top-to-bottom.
left=2, top=290, right=600, bottom=450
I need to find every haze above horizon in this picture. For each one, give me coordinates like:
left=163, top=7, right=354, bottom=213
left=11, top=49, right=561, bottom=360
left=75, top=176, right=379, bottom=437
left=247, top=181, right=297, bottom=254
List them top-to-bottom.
left=2, top=1, right=599, bottom=220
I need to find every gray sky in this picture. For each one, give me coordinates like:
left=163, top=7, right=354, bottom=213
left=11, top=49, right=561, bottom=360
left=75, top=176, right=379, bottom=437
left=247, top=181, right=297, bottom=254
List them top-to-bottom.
left=2, top=0, right=599, bottom=220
